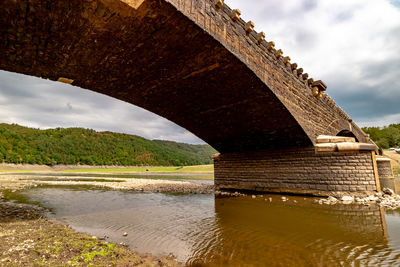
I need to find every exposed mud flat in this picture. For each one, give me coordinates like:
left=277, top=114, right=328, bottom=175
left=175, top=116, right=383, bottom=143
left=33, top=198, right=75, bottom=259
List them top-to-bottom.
left=0, top=174, right=214, bottom=194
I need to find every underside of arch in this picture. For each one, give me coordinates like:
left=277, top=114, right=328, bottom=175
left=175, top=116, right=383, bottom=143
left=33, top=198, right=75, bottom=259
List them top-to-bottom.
left=0, top=0, right=312, bottom=153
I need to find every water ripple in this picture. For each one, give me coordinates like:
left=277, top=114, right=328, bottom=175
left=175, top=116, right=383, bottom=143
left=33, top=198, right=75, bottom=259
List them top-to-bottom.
left=17, top=187, right=400, bottom=266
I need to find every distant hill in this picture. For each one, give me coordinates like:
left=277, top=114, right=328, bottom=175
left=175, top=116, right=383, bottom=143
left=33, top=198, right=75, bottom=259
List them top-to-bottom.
left=0, top=123, right=217, bottom=166
left=362, top=124, right=400, bottom=149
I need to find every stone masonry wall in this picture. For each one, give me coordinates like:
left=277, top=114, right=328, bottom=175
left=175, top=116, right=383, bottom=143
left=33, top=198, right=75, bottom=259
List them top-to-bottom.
left=214, top=147, right=378, bottom=195
left=377, top=159, right=397, bottom=192
left=377, top=160, right=394, bottom=179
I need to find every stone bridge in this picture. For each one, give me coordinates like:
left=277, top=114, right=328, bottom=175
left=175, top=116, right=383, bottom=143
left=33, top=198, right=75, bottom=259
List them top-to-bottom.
left=0, top=0, right=395, bottom=195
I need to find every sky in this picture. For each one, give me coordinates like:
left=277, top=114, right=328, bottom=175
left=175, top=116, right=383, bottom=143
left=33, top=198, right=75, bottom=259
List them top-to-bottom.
left=0, top=0, right=399, bottom=144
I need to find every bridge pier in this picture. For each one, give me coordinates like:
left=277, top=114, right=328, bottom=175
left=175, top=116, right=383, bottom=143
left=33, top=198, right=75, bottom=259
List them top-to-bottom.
left=214, top=146, right=382, bottom=196
left=377, top=157, right=399, bottom=194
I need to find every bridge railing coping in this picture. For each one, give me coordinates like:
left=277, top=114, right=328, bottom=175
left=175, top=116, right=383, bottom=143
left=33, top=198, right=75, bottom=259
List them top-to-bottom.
left=211, top=0, right=328, bottom=97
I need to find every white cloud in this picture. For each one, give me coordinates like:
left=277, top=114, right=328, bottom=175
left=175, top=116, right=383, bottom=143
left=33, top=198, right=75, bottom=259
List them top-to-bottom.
left=358, top=113, right=400, bottom=127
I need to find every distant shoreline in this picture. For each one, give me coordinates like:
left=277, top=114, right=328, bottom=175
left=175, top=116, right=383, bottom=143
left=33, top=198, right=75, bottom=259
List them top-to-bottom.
left=0, top=163, right=214, bottom=174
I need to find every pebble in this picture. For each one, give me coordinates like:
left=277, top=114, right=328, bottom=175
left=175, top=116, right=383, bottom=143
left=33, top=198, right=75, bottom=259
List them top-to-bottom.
left=383, top=188, right=394, bottom=196
left=214, top=191, right=244, bottom=197
left=327, top=196, right=338, bottom=203
left=341, top=196, right=354, bottom=202
left=123, top=232, right=128, bottom=237
left=98, top=235, right=108, bottom=240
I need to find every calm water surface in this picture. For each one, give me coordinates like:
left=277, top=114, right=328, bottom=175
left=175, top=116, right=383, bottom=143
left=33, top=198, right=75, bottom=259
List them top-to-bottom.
left=16, top=184, right=400, bottom=266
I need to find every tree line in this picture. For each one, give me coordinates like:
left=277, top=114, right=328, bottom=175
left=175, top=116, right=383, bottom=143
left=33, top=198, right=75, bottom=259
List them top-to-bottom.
left=0, top=123, right=217, bottom=166
left=362, top=124, right=400, bottom=149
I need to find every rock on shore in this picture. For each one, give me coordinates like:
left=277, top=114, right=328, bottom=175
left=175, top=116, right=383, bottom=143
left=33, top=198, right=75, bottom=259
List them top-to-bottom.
left=315, top=188, right=400, bottom=210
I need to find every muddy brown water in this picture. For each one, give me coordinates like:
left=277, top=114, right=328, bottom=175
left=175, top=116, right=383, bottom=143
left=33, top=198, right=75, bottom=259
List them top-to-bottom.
left=9, top=183, right=400, bottom=266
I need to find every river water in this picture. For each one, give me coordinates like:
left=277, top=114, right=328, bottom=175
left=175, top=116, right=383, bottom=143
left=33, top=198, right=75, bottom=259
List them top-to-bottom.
left=13, top=183, right=400, bottom=266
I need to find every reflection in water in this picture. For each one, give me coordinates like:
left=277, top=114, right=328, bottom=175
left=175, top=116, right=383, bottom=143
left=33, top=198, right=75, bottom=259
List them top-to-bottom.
left=18, top=187, right=400, bottom=266
left=189, top=198, right=392, bottom=266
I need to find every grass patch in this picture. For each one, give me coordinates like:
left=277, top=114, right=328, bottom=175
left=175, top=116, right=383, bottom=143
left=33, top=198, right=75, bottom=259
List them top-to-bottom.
left=62, top=164, right=214, bottom=174
left=0, top=170, right=34, bottom=173
left=2, top=189, right=44, bottom=208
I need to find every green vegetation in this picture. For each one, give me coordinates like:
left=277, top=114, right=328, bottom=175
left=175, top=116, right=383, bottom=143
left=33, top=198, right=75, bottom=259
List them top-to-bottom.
left=0, top=123, right=217, bottom=166
left=362, top=124, right=400, bottom=149
left=64, top=164, right=214, bottom=173
left=2, top=189, right=44, bottom=208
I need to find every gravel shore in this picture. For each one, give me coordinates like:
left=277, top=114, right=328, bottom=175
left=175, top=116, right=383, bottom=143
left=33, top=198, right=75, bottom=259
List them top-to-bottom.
left=0, top=174, right=214, bottom=194
left=314, top=188, right=400, bottom=210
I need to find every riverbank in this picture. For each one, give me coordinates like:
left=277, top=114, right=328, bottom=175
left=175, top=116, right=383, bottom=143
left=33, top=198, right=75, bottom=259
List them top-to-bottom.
left=0, top=162, right=214, bottom=194
left=0, top=163, right=214, bottom=174
left=0, top=169, right=213, bottom=266
left=0, top=198, right=180, bottom=266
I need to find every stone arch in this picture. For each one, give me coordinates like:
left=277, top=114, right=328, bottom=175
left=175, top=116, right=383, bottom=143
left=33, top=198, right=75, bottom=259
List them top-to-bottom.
left=0, top=0, right=313, bottom=153
left=337, top=130, right=359, bottom=142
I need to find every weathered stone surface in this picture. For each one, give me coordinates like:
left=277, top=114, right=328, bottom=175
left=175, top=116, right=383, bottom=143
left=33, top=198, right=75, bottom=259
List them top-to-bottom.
left=317, top=135, right=356, bottom=144
left=315, top=141, right=376, bottom=153
left=214, top=147, right=378, bottom=195
left=376, top=158, right=394, bottom=179
left=377, top=158, right=397, bottom=193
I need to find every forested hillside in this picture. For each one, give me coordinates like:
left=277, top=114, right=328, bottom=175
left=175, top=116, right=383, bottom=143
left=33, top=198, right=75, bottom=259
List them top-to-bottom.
left=0, top=123, right=217, bottom=166
left=362, top=124, right=400, bottom=149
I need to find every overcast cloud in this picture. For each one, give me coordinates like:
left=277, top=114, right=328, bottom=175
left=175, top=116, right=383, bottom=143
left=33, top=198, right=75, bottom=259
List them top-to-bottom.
left=0, top=0, right=399, bottom=144
left=227, top=0, right=400, bottom=127
left=0, top=71, right=201, bottom=143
